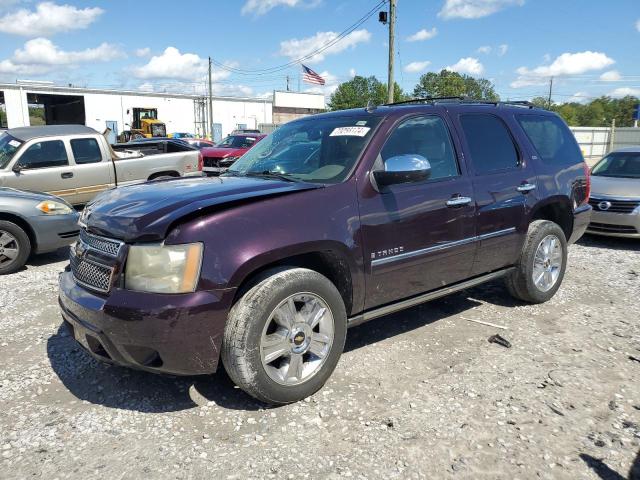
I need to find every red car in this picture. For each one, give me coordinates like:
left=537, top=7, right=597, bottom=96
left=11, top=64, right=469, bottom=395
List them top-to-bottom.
left=202, top=133, right=266, bottom=175
left=183, top=138, right=216, bottom=149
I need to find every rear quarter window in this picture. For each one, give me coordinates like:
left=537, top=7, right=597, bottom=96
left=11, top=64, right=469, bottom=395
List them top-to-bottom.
left=517, top=115, right=583, bottom=166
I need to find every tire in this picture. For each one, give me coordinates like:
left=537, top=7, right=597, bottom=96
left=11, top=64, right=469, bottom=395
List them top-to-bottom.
left=505, top=220, right=568, bottom=304
left=0, top=221, right=31, bottom=275
left=222, top=267, right=347, bottom=405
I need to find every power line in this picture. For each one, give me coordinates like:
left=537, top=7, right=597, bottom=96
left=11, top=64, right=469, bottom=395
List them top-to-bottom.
left=210, top=0, right=386, bottom=76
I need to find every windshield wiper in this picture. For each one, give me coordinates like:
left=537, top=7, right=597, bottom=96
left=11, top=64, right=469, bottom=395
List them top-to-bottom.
left=244, top=171, right=301, bottom=182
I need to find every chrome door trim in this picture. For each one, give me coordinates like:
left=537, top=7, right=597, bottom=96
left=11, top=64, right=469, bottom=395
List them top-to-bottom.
left=516, top=183, right=536, bottom=193
left=446, top=196, right=473, bottom=207
left=370, top=227, right=516, bottom=268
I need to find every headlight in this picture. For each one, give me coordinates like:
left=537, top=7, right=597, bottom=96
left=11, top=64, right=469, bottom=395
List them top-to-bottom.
left=36, top=200, right=73, bottom=215
left=125, top=243, right=203, bottom=294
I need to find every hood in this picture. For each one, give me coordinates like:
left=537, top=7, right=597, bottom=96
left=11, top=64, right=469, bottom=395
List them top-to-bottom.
left=201, top=146, right=246, bottom=158
left=590, top=175, right=640, bottom=199
left=83, top=176, right=321, bottom=242
left=0, top=187, right=67, bottom=203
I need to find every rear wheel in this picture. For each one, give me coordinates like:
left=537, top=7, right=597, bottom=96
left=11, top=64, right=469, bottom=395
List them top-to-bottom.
left=506, top=220, right=567, bottom=303
left=0, top=221, right=31, bottom=275
left=222, top=268, right=347, bottom=405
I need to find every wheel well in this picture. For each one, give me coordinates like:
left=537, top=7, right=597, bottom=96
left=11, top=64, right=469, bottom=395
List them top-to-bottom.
left=148, top=171, right=179, bottom=180
left=532, top=201, right=573, bottom=239
left=0, top=212, right=36, bottom=251
left=234, top=251, right=354, bottom=315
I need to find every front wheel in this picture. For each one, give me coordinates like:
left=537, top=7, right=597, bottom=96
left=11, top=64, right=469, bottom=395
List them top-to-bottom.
left=506, top=220, right=568, bottom=304
left=0, top=221, right=31, bottom=275
left=222, top=268, right=347, bottom=405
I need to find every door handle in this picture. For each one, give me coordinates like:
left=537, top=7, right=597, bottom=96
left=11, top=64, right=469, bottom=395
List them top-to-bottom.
left=61, top=172, right=74, bottom=179
left=516, top=183, right=536, bottom=193
left=446, top=196, right=472, bottom=207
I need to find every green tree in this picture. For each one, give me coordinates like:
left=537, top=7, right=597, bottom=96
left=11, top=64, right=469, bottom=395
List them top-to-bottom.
left=413, top=70, right=499, bottom=101
left=328, top=76, right=406, bottom=111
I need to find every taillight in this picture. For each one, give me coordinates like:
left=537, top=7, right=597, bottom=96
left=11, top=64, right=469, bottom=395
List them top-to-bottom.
left=197, top=152, right=203, bottom=172
left=582, top=162, right=591, bottom=204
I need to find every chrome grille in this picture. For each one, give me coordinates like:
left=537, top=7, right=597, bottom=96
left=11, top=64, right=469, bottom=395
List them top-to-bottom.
left=589, top=197, right=640, bottom=214
left=588, top=222, right=638, bottom=234
left=79, top=229, right=123, bottom=257
left=70, top=253, right=114, bottom=293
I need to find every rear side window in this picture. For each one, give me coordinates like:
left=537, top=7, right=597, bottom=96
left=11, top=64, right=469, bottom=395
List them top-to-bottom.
left=460, top=114, right=519, bottom=174
left=517, top=115, right=583, bottom=166
left=70, top=138, right=102, bottom=164
left=18, top=140, right=68, bottom=169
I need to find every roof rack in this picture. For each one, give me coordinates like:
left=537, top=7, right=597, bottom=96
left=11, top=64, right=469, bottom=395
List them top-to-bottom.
left=385, top=97, right=539, bottom=109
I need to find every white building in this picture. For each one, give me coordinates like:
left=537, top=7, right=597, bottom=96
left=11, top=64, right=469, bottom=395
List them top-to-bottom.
left=0, top=82, right=325, bottom=142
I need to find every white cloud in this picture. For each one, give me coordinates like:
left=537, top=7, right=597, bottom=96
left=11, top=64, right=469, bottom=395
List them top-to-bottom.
left=241, top=0, right=319, bottom=16
left=439, top=0, right=524, bottom=19
left=0, top=1, right=104, bottom=36
left=406, top=27, right=437, bottom=42
left=279, top=29, right=371, bottom=64
left=0, top=37, right=123, bottom=75
left=498, top=44, right=508, bottom=56
left=477, top=45, right=491, bottom=54
left=132, top=47, right=232, bottom=82
left=134, top=47, right=150, bottom=58
left=511, top=51, right=615, bottom=88
left=445, top=57, right=484, bottom=75
left=404, top=61, right=431, bottom=73
left=349, top=68, right=356, bottom=78
left=302, top=70, right=338, bottom=98
left=600, top=70, right=621, bottom=82
left=138, top=82, right=154, bottom=92
left=609, top=87, right=640, bottom=98
left=568, top=91, right=590, bottom=103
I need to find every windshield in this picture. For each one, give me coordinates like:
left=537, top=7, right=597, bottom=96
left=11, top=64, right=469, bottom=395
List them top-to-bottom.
left=225, top=115, right=381, bottom=184
left=0, top=133, right=23, bottom=169
left=217, top=135, right=259, bottom=149
left=592, top=152, right=640, bottom=179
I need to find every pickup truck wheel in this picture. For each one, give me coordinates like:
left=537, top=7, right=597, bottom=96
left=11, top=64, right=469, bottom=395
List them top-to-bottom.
left=505, top=220, right=567, bottom=304
left=0, top=221, right=31, bottom=275
left=221, top=268, right=347, bottom=405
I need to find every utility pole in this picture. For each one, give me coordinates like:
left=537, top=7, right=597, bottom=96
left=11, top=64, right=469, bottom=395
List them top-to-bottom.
left=387, top=0, right=396, bottom=104
left=208, top=56, right=213, bottom=140
left=547, top=76, right=553, bottom=109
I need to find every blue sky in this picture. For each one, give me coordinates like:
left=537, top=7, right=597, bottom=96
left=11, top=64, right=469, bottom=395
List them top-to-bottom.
left=0, top=0, right=638, bottom=103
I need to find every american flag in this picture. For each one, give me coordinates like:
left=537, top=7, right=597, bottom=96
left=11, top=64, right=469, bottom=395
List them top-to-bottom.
left=301, top=64, right=325, bottom=86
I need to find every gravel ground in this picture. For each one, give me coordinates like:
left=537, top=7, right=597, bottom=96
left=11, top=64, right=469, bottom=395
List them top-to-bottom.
left=1, top=234, right=639, bottom=480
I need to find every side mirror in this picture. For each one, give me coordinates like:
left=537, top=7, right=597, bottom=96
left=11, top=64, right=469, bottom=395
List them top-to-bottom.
left=373, top=154, right=431, bottom=187
left=12, top=163, right=22, bottom=174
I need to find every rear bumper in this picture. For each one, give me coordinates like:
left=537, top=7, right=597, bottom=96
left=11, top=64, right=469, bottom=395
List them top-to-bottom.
left=568, top=204, right=592, bottom=244
left=586, top=209, right=640, bottom=239
left=30, top=212, right=80, bottom=254
left=58, top=270, right=236, bottom=375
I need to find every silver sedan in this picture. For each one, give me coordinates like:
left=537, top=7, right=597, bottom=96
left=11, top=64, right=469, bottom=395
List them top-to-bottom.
left=587, top=147, right=640, bottom=238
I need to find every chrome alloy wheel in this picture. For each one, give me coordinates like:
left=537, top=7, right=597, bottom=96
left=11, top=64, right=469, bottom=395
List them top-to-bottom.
left=0, top=230, right=19, bottom=267
left=532, top=234, right=563, bottom=292
left=260, top=293, right=334, bottom=386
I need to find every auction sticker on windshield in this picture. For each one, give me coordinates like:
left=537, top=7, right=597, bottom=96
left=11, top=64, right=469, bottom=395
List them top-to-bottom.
left=330, top=126, right=371, bottom=137
left=8, top=140, right=20, bottom=148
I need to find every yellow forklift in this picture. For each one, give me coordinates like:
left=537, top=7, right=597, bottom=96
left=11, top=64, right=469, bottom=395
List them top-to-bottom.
left=120, top=108, right=167, bottom=141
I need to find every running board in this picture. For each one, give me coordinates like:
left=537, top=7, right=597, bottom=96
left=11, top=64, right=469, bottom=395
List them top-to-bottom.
left=347, top=268, right=514, bottom=328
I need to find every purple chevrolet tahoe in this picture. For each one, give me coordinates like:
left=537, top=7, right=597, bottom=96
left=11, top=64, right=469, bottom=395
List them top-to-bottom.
left=59, top=99, right=591, bottom=404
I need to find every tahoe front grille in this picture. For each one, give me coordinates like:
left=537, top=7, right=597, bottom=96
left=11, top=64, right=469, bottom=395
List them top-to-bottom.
left=589, top=197, right=640, bottom=214
left=588, top=222, right=638, bottom=234
left=79, top=229, right=123, bottom=257
left=70, top=252, right=114, bottom=293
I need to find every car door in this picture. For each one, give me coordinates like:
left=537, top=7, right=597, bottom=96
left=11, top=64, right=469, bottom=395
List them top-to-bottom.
left=453, top=112, right=538, bottom=276
left=358, top=113, right=477, bottom=310
left=68, top=136, right=115, bottom=205
left=7, top=137, right=82, bottom=204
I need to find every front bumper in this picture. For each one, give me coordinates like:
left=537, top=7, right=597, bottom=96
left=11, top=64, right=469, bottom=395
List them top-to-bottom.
left=568, top=204, right=592, bottom=244
left=586, top=209, right=640, bottom=238
left=30, top=212, right=80, bottom=254
left=58, top=270, right=236, bottom=375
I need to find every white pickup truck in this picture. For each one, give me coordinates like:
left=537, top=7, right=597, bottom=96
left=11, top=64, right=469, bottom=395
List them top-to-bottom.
left=0, top=125, right=203, bottom=206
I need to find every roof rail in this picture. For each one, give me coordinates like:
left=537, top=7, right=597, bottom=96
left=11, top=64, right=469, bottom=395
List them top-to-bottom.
left=385, top=97, right=539, bottom=109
